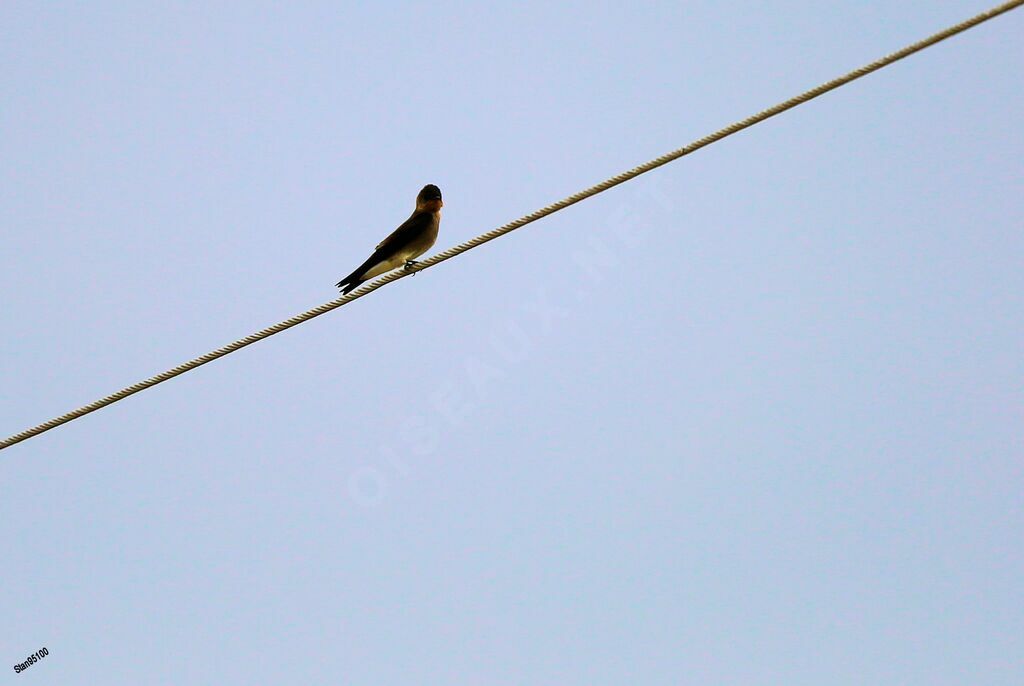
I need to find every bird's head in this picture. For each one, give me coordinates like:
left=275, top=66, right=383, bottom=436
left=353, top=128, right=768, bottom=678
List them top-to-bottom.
left=416, top=184, right=443, bottom=212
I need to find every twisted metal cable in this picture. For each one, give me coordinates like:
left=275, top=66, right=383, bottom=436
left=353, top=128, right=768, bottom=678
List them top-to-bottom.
left=3, top=0, right=1021, bottom=452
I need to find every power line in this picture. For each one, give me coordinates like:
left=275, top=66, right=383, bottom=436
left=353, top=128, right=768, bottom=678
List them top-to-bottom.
left=2, top=0, right=1021, bottom=452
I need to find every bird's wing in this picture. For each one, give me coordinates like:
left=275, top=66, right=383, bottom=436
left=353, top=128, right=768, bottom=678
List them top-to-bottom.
left=336, top=211, right=432, bottom=291
left=375, top=211, right=429, bottom=256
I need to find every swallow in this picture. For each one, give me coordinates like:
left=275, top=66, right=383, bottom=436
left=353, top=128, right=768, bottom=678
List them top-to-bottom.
left=336, top=184, right=443, bottom=295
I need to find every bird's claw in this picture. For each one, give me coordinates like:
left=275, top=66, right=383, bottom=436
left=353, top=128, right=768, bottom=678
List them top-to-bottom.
left=404, top=260, right=419, bottom=275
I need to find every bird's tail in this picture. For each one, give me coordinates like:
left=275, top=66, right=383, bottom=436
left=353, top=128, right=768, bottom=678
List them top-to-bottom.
left=336, top=252, right=382, bottom=294
left=335, top=274, right=361, bottom=295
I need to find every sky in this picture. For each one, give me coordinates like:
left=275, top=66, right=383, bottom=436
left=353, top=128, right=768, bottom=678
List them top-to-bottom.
left=1, top=2, right=1022, bottom=684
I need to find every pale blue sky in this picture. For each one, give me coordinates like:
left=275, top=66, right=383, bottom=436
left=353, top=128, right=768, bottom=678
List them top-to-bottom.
left=2, top=2, right=1022, bottom=684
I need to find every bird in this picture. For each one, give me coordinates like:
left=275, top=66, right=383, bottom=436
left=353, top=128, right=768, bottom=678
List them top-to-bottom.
left=336, top=184, right=443, bottom=295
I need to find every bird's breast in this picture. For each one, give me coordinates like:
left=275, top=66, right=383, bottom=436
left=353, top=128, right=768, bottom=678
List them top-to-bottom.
left=404, top=212, right=440, bottom=260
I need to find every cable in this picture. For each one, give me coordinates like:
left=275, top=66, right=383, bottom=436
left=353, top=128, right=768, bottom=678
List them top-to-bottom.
left=2, top=0, right=1021, bottom=452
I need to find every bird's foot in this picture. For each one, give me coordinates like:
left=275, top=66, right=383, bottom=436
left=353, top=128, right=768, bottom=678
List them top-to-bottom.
left=404, top=260, right=420, bottom=275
